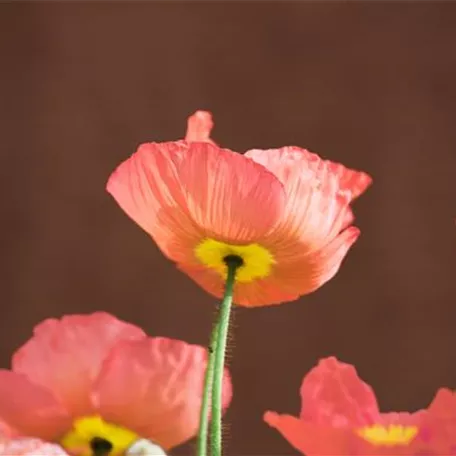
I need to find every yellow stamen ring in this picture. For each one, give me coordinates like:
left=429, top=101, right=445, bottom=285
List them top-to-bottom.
left=194, top=238, right=275, bottom=283
left=60, top=415, right=138, bottom=456
left=357, top=424, right=418, bottom=446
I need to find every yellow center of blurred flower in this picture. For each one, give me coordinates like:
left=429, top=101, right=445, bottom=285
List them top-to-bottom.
left=194, top=238, right=275, bottom=283
left=60, top=415, right=138, bottom=456
left=357, top=424, right=418, bottom=446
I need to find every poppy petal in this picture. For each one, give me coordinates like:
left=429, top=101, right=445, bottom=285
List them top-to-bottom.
left=184, top=110, right=215, bottom=144
left=107, top=141, right=202, bottom=262
left=108, top=142, right=286, bottom=250
left=245, top=146, right=372, bottom=202
left=250, top=150, right=355, bottom=252
left=178, top=225, right=359, bottom=307
left=266, top=225, right=361, bottom=302
left=177, top=262, right=300, bottom=307
left=12, top=312, right=145, bottom=418
left=92, top=337, right=232, bottom=450
left=299, top=357, right=380, bottom=427
left=0, top=371, right=70, bottom=440
left=422, top=388, right=456, bottom=453
left=428, top=388, right=456, bottom=418
left=264, top=411, right=353, bottom=455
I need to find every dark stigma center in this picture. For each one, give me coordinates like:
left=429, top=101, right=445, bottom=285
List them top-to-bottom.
left=223, top=254, right=244, bottom=269
left=90, top=437, right=113, bottom=456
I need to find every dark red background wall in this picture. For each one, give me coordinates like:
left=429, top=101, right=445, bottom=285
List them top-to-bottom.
left=1, top=2, right=456, bottom=455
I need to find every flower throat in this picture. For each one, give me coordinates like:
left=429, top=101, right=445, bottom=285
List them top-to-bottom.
left=90, top=437, right=113, bottom=456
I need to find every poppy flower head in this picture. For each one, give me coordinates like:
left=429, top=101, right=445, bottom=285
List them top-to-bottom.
left=107, top=111, right=372, bottom=307
left=0, top=312, right=232, bottom=454
left=264, top=357, right=433, bottom=455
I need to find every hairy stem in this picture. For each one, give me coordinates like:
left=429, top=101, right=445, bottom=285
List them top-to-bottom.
left=210, top=258, right=239, bottom=456
left=196, top=323, right=218, bottom=456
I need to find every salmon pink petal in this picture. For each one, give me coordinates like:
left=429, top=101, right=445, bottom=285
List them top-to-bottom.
left=185, top=110, right=216, bottom=144
left=108, top=141, right=286, bottom=250
left=174, top=143, right=286, bottom=241
left=245, top=146, right=372, bottom=202
left=247, top=147, right=370, bottom=258
left=325, top=160, right=372, bottom=201
left=270, top=225, right=361, bottom=301
left=178, top=227, right=359, bottom=307
left=177, top=263, right=300, bottom=307
left=12, top=312, right=145, bottom=418
left=92, top=337, right=232, bottom=450
left=300, top=357, right=380, bottom=427
left=0, top=371, right=71, bottom=440
left=422, top=388, right=456, bottom=452
left=428, top=388, right=456, bottom=418
left=264, top=411, right=353, bottom=455
left=0, top=419, right=17, bottom=439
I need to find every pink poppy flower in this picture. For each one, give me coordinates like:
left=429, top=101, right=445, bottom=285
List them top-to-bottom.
left=107, top=111, right=372, bottom=307
left=0, top=312, right=231, bottom=455
left=263, top=357, right=453, bottom=455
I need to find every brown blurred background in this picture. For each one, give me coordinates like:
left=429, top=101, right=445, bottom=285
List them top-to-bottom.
left=1, top=1, right=456, bottom=455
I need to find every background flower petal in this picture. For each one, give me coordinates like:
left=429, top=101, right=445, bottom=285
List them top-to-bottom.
left=12, top=312, right=145, bottom=418
left=92, top=337, right=232, bottom=450
left=299, top=357, right=380, bottom=427
left=0, top=371, right=71, bottom=440
left=418, top=388, right=456, bottom=454
left=264, top=411, right=352, bottom=455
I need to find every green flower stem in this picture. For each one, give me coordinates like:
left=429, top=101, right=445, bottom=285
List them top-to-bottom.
left=210, top=259, right=239, bottom=456
left=196, top=322, right=218, bottom=456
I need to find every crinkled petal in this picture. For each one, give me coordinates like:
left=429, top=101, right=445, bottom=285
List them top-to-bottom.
left=107, top=141, right=286, bottom=255
left=107, top=141, right=202, bottom=262
left=245, top=146, right=372, bottom=202
left=252, top=154, right=355, bottom=251
left=325, top=159, right=372, bottom=201
left=178, top=226, right=359, bottom=307
left=268, top=226, right=361, bottom=302
left=177, top=262, right=300, bottom=307
left=12, top=312, right=145, bottom=418
left=92, top=337, right=232, bottom=450
left=300, top=357, right=380, bottom=427
left=0, top=371, right=71, bottom=440
left=264, top=411, right=353, bottom=455
left=0, top=438, right=69, bottom=456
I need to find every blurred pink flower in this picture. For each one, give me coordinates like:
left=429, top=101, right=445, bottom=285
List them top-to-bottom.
left=107, top=111, right=371, bottom=307
left=0, top=312, right=231, bottom=455
left=264, top=357, right=455, bottom=455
